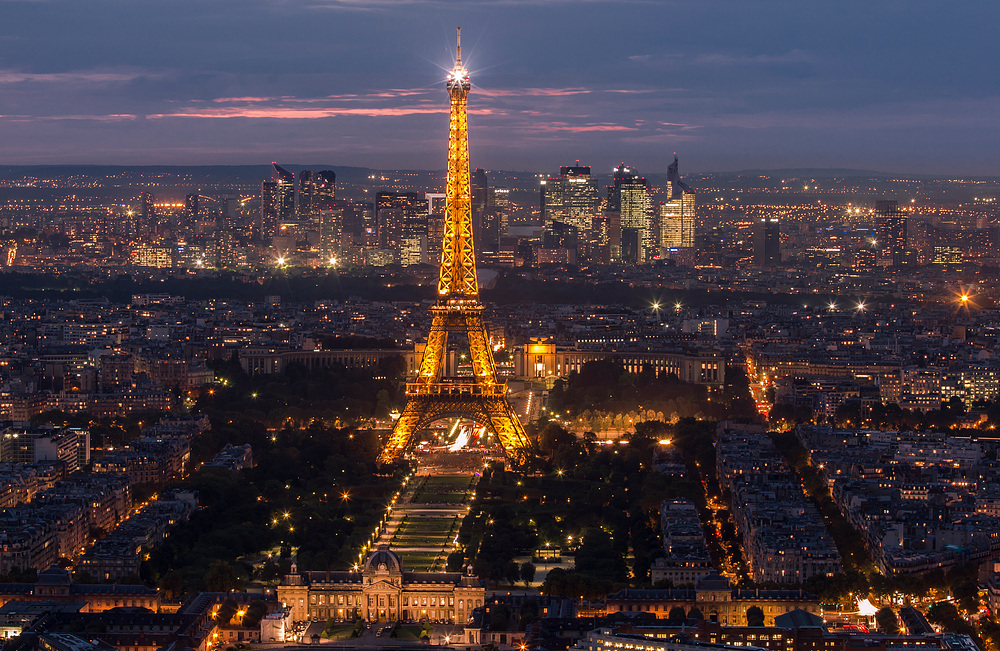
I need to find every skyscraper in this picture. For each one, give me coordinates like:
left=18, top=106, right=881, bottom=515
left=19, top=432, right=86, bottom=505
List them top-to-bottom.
left=660, top=155, right=696, bottom=256
left=260, top=163, right=295, bottom=242
left=272, top=163, right=295, bottom=220
left=541, top=163, right=600, bottom=258
left=608, top=165, right=652, bottom=263
left=472, top=168, right=488, bottom=241
left=299, top=169, right=336, bottom=216
left=299, top=170, right=317, bottom=216
left=315, top=170, right=336, bottom=212
left=260, top=181, right=277, bottom=241
left=483, top=186, right=510, bottom=253
left=139, top=191, right=155, bottom=237
left=140, top=192, right=155, bottom=222
left=376, top=192, right=429, bottom=263
left=184, top=193, right=200, bottom=228
left=424, top=193, right=446, bottom=261
left=217, top=197, right=241, bottom=267
left=874, top=200, right=907, bottom=267
left=754, top=217, right=780, bottom=267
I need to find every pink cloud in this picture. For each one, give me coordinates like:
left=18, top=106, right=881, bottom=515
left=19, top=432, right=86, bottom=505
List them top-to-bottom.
left=476, top=87, right=591, bottom=98
left=210, top=89, right=432, bottom=104
left=213, top=96, right=275, bottom=103
left=147, top=105, right=504, bottom=119
left=528, top=122, right=635, bottom=133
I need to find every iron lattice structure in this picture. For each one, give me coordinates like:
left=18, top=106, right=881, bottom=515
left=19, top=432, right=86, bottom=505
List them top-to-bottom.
left=377, top=30, right=532, bottom=467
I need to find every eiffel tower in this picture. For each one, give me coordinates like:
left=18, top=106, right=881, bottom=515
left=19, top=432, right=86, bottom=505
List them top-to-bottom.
left=377, top=29, right=532, bottom=467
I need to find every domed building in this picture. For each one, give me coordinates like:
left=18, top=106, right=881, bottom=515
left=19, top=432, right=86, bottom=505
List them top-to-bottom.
left=278, top=545, right=484, bottom=625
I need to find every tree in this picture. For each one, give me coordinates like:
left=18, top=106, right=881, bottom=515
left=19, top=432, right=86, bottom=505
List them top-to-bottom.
left=538, top=423, right=575, bottom=456
left=575, top=528, right=627, bottom=582
left=447, top=551, right=466, bottom=572
left=205, top=560, right=238, bottom=592
left=505, top=560, right=521, bottom=586
left=520, top=562, right=536, bottom=587
left=158, top=570, right=185, bottom=601
left=243, top=600, right=269, bottom=629
left=927, top=601, right=975, bottom=636
left=746, top=605, right=765, bottom=627
left=668, top=606, right=687, bottom=623
left=687, top=607, right=703, bottom=620
left=875, top=607, right=899, bottom=634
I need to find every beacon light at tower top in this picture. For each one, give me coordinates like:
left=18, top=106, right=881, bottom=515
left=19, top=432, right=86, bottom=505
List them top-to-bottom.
left=448, top=27, right=470, bottom=87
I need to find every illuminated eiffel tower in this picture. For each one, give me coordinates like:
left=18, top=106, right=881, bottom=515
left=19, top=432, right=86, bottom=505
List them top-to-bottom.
left=377, top=29, right=532, bottom=467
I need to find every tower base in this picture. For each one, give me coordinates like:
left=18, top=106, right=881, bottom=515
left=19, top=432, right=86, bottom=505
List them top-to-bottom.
left=379, top=391, right=531, bottom=466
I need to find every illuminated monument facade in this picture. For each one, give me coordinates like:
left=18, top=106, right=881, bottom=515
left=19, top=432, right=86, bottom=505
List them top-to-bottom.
left=376, top=30, right=532, bottom=466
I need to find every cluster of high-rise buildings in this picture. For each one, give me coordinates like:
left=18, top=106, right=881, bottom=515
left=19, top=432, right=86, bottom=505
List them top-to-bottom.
left=133, top=157, right=705, bottom=270
left=536, top=157, right=697, bottom=265
left=2, top=163, right=996, bottom=278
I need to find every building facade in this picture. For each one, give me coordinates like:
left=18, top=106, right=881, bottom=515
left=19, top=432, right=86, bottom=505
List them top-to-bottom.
left=875, top=200, right=906, bottom=267
left=277, top=545, right=484, bottom=624
left=605, top=574, right=820, bottom=627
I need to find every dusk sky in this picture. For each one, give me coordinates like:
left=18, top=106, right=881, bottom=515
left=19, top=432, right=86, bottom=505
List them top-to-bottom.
left=2, top=0, right=999, bottom=176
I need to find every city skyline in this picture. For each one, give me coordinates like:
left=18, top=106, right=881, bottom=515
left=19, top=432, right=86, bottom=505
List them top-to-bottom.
left=1, top=1, right=999, bottom=175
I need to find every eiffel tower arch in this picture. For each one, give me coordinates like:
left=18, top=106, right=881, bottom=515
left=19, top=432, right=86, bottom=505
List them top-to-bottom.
left=377, top=30, right=533, bottom=467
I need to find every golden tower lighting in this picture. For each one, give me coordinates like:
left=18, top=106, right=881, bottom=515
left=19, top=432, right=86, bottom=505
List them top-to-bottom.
left=377, top=29, right=532, bottom=466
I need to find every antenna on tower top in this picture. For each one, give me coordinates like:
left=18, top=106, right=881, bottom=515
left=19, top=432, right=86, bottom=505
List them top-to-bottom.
left=456, top=27, right=462, bottom=64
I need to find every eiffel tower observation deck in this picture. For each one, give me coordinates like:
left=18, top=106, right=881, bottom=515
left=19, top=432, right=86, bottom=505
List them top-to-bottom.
left=376, top=30, right=533, bottom=467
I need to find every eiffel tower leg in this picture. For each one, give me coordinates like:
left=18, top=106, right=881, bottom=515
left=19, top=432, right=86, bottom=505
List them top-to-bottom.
left=465, top=311, right=497, bottom=383
left=380, top=313, right=449, bottom=466
left=416, top=314, right=449, bottom=383
left=483, top=397, right=533, bottom=467
left=378, top=398, right=429, bottom=465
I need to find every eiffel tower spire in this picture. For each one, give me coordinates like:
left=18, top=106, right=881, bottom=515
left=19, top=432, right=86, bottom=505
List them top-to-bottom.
left=377, top=32, right=532, bottom=467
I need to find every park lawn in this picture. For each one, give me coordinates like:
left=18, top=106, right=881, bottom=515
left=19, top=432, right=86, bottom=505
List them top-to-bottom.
left=411, top=476, right=476, bottom=502
left=422, top=476, right=476, bottom=487
left=419, top=492, right=470, bottom=504
left=396, top=516, right=456, bottom=529
left=392, top=518, right=457, bottom=543
left=395, top=519, right=456, bottom=532
left=398, top=549, right=449, bottom=571
left=322, top=625, right=356, bottom=640
left=394, top=625, right=429, bottom=640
